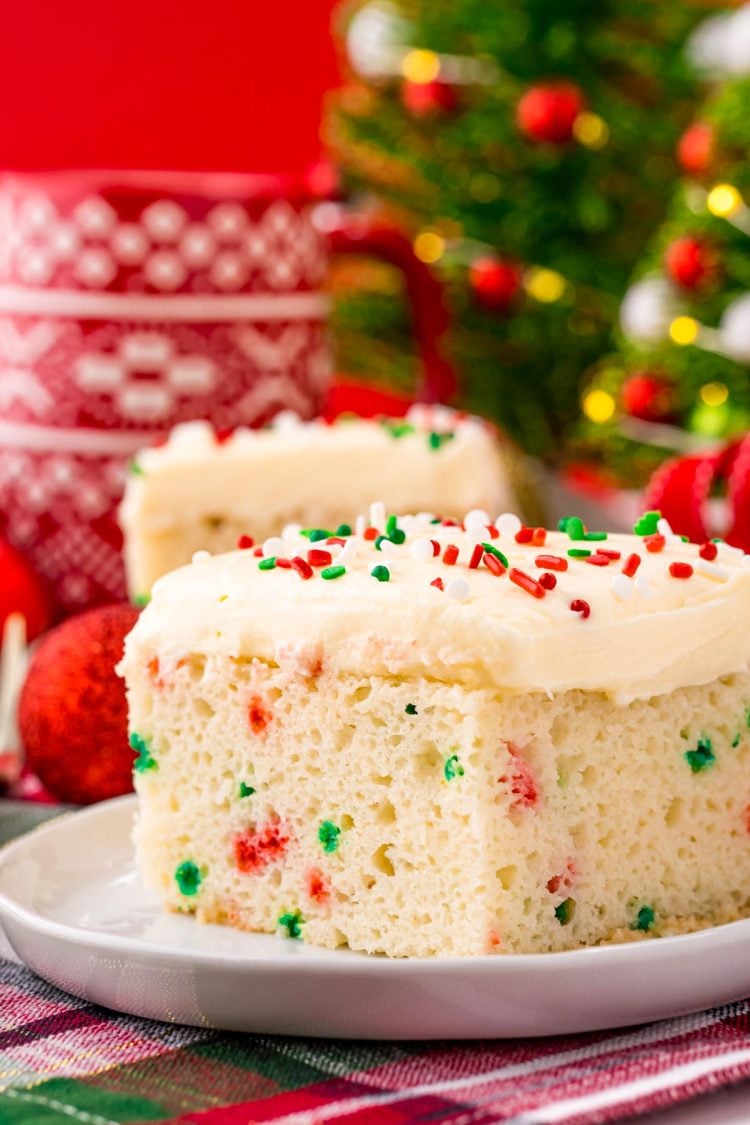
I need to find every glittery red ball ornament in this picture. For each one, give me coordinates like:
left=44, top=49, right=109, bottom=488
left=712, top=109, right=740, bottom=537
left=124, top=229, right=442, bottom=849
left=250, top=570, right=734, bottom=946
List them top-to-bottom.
left=401, top=78, right=458, bottom=117
left=516, top=82, right=584, bottom=144
left=677, top=121, right=715, bottom=176
left=665, top=236, right=717, bottom=292
left=469, top=256, right=523, bottom=313
left=621, top=372, right=676, bottom=424
left=0, top=538, right=51, bottom=642
left=19, top=604, right=140, bottom=804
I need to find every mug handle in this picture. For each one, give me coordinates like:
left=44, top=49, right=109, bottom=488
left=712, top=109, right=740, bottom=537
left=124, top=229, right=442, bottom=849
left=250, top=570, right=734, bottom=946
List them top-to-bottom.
left=325, top=211, right=458, bottom=405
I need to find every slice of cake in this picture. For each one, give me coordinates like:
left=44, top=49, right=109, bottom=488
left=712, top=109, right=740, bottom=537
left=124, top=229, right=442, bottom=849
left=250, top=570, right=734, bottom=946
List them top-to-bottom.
left=119, top=406, right=518, bottom=601
left=120, top=510, right=750, bottom=956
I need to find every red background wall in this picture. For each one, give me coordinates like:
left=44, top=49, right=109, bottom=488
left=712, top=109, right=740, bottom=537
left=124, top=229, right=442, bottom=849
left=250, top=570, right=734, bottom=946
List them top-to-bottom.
left=0, top=0, right=338, bottom=173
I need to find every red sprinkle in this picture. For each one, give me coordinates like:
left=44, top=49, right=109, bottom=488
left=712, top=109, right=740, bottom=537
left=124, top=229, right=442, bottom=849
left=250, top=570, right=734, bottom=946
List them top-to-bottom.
left=441, top=518, right=460, bottom=527
left=484, top=524, right=499, bottom=539
left=515, top=526, right=534, bottom=544
left=364, top=527, right=379, bottom=541
left=531, top=527, right=547, bottom=547
left=237, top=534, right=254, bottom=550
left=645, top=534, right=666, bottom=553
left=327, top=537, right=346, bottom=547
left=430, top=539, right=441, bottom=556
left=699, top=541, right=718, bottom=561
left=468, top=543, right=484, bottom=569
left=443, top=544, right=459, bottom=566
left=253, top=546, right=264, bottom=557
left=596, top=548, right=621, bottom=561
left=308, top=549, right=333, bottom=567
left=483, top=551, right=507, bottom=577
left=585, top=553, right=611, bottom=567
left=622, top=553, right=641, bottom=577
left=535, top=554, right=568, bottom=571
left=291, top=556, right=314, bottom=580
left=275, top=558, right=292, bottom=569
left=669, top=561, right=693, bottom=579
left=509, top=567, right=546, bottom=598
left=539, top=572, right=557, bottom=590
left=431, top=577, right=444, bottom=590
left=570, top=599, right=590, bottom=618
left=248, top=695, right=272, bottom=734
left=500, top=742, right=539, bottom=809
left=234, top=821, right=289, bottom=874
left=547, top=858, right=577, bottom=894
left=306, top=867, right=330, bottom=905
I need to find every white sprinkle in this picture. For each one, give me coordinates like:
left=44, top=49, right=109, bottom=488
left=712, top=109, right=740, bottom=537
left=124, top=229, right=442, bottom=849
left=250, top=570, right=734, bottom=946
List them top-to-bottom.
left=369, top=501, right=386, bottom=529
left=464, top=508, right=490, bottom=533
left=496, top=512, right=522, bottom=537
left=355, top=514, right=366, bottom=537
left=656, top=517, right=678, bottom=541
left=282, top=523, right=302, bottom=539
left=262, top=536, right=285, bottom=558
left=337, top=538, right=359, bottom=565
left=378, top=538, right=400, bottom=558
left=410, top=538, right=435, bottom=563
left=192, top=550, right=211, bottom=564
left=695, top=558, right=730, bottom=582
left=611, top=573, right=634, bottom=601
left=635, top=574, right=653, bottom=599
left=445, top=576, right=471, bottom=602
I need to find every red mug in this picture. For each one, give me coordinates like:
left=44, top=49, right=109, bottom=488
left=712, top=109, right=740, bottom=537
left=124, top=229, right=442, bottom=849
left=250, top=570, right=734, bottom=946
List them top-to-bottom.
left=0, top=170, right=456, bottom=613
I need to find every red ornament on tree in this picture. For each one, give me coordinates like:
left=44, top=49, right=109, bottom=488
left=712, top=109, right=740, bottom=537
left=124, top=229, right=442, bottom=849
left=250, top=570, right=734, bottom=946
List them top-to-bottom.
left=401, top=78, right=458, bottom=117
left=516, top=82, right=585, bottom=145
left=677, top=121, right=715, bottom=177
left=664, top=236, right=717, bottom=292
left=469, top=256, right=523, bottom=312
left=621, top=372, right=676, bottom=424
left=0, top=538, right=50, bottom=642
left=19, top=603, right=140, bottom=804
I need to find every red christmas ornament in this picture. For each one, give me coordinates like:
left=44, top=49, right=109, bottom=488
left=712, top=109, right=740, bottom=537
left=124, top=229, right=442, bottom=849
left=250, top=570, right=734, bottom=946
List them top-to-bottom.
left=401, top=78, right=458, bottom=117
left=516, top=82, right=585, bottom=145
left=677, top=122, right=715, bottom=177
left=664, top=236, right=717, bottom=292
left=469, top=256, right=523, bottom=313
left=621, top=372, right=676, bottom=424
left=0, top=538, right=50, bottom=642
left=19, top=603, right=140, bottom=804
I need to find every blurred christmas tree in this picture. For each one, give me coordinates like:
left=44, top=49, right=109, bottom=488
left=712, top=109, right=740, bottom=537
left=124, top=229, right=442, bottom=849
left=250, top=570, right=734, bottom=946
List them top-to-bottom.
left=326, top=0, right=708, bottom=458
left=580, top=4, right=750, bottom=485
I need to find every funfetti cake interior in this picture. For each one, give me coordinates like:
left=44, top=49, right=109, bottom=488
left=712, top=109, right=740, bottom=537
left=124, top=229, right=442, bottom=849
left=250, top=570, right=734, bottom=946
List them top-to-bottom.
left=119, top=405, right=517, bottom=600
left=120, top=509, right=750, bottom=957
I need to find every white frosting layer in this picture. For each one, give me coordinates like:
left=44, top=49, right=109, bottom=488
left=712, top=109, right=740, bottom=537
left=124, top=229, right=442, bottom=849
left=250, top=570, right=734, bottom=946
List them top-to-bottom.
left=122, top=516, right=750, bottom=705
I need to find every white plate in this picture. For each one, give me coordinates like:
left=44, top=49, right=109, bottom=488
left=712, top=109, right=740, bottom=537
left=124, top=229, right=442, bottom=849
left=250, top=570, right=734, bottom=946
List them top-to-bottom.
left=2, top=795, right=750, bottom=1040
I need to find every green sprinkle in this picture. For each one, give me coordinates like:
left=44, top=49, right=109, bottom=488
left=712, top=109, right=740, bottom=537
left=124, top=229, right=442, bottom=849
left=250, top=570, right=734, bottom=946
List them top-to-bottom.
left=383, top=420, right=415, bottom=439
left=428, top=431, right=454, bottom=451
left=128, top=459, right=144, bottom=476
left=634, top=510, right=661, bottom=536
left=386, top=514, right=398, bottom=536
left=564, top=516, right=585, bottom=541
left=557, top=517, right=570, bottom=532
left=335, top=523, right=352, bottom=537
left=390, top=528, right=406, bottom=545
left=309, top=529, right=332, bottom=542
left=583, top=531, right=607, bottom=541
left=680, top=535, right=690, bottom=543
left=375, top=536, right=387, bottom=551
left=712, top=538, right=724, bottom=544
left=481, top=542, right=509, bottom=567
left=567, top=548, right=591, bottom=558
left=258, top=557, right=277, bottom=570
left=321, top=565, right=346, bottom=580
left=371, top=565, right=390, bottom=582
left=131, top=591, right=151, bottom=608
left=405, top=703, right=418, bottom=715
left=130, top=732, right=157, bottom=773
left=732, top=733, right=741, bottom=748
left=685, top=736, right=715, bottom=773
left=444, top=752, right=464, bottom=781
left=239, top=781, right=256, bottom=798
left=318, top=820, right=341, bottom=854
left=175, top=860, right=202, bottom=896
left=554, top=897, right=575, bottom=925
left=631, top=905, right=655, bottom=932
left=278, top=910, right=303, bottom=939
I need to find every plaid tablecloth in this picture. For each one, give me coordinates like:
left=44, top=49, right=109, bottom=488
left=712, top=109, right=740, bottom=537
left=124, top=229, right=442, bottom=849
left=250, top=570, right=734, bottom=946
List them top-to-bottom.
left=3, top=802, right=750, bottom=1125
